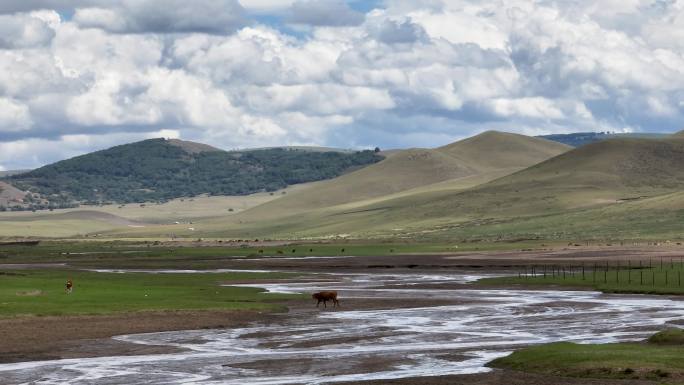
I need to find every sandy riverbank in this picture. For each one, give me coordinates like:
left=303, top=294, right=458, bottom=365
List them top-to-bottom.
left=0, top=309, right=276, bottom=364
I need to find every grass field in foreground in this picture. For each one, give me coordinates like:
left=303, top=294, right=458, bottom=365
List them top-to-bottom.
left=479, top=261, right=684, bottom=295
left=0, top=270, right=300, bottom=317
left=489, top=329, right=684, bottom=383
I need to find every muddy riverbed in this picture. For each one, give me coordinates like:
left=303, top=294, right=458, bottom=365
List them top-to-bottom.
left=2, top=264, right=684, bottom=385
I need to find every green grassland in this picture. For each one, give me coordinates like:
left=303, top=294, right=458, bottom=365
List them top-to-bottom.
left=104, top=131, right=578, bottom=240
left=242, top=131, right=570, bottom=214
left=7, top=132, right=684, bottom=244
left=104, top=134, right=684, bottom=243
left=107, top=186, right=684, bottom=242
left=0, top=240, right=553, bottom=267
left=479, top=259, right=684, bottom=295
left=0, top=269, right=299, bottom=317
left=489, top=329, right=684, bottom=383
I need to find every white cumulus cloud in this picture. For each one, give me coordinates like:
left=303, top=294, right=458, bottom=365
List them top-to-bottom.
left=0, top=0, right=684, bottom=169
left=74, top=0, right=247, bottom=34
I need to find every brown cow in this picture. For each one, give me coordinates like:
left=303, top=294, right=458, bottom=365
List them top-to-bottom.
left=65, top=279, right=73, bottom=294
left=312, top=291, right=339, bottom=308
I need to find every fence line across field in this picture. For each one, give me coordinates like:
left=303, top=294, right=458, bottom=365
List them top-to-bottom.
left=517, top=256, right=684, bottom=288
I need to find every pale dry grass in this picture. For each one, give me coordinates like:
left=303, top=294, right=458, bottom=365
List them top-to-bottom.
left=0, top=184, right=314, bottom=238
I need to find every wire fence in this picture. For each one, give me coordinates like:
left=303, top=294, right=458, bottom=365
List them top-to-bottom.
left=516, top=257, right=684, bottom=287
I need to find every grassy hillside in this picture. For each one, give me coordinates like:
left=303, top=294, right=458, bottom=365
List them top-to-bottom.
left=439, top=130, right=571, bottom=170
left=103, top=131, right=575, bottom=240
left=239, top=131, right=570, bottom=215
left=11, top=132, right=684, bottom=242
left=119, top=135, right=684, bottom=241
left=357, top=136, right=684, bottom=240
left=456, top=137, right=684, bottom=212
left=5, top=138, right=382, bottom=206
left=245, top=149, right=476, bottom=212
left=0, top=181, right=26, bottom=209
left=0, top=184, right=312, bottom=238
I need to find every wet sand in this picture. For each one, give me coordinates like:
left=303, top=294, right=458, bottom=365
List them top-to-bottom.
left=0, top=296, right=470, bottom=364
left=0, top=310, right=274, bottom=363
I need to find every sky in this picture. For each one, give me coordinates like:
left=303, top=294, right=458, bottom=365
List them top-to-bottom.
left=1, top=0, right=684, bottom=170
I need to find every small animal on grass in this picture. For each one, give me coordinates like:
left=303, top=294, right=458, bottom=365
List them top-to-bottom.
left=65, top=278, right=73, bottom=294
left=312, top=291, right=339, bottom=308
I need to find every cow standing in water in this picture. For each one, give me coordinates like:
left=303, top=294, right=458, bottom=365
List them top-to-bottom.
left=65, top=279, right=73, bottom=294
left=312, top=291, right=339, bottom=308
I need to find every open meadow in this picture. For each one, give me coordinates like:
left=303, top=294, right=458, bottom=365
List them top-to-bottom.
left=2, top=243, right=684, bottom=384
left=0, top=269, right=298, bottom=317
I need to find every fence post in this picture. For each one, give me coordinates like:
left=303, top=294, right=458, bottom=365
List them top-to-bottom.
left=582, top=263, right=585, bottom=281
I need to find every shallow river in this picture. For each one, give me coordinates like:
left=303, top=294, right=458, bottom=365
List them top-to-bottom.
left=2, top=271, right=684, bottom=384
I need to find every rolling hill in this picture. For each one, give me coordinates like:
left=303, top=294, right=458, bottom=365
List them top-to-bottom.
left=9, top=130, right=684, bottom=242
left=439, top=130, right=573, bottom=169
left=125, top=131, right=571, bottom=239
left=239, top=131, right=571, bottom=214
left=147, top=134, right=684, bottom=241
left=312, top=135, right=684, bottom=240
left=337, top=135, right=684, bottom=237
left=464, top=136, right=684, bottom=208
left=4, top=138, right=383, bottom=207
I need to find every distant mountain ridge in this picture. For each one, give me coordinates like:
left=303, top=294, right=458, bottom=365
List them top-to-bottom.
left=539, top=132, right=669, bottom=147
left=4, top=138, right=383, bottom=207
